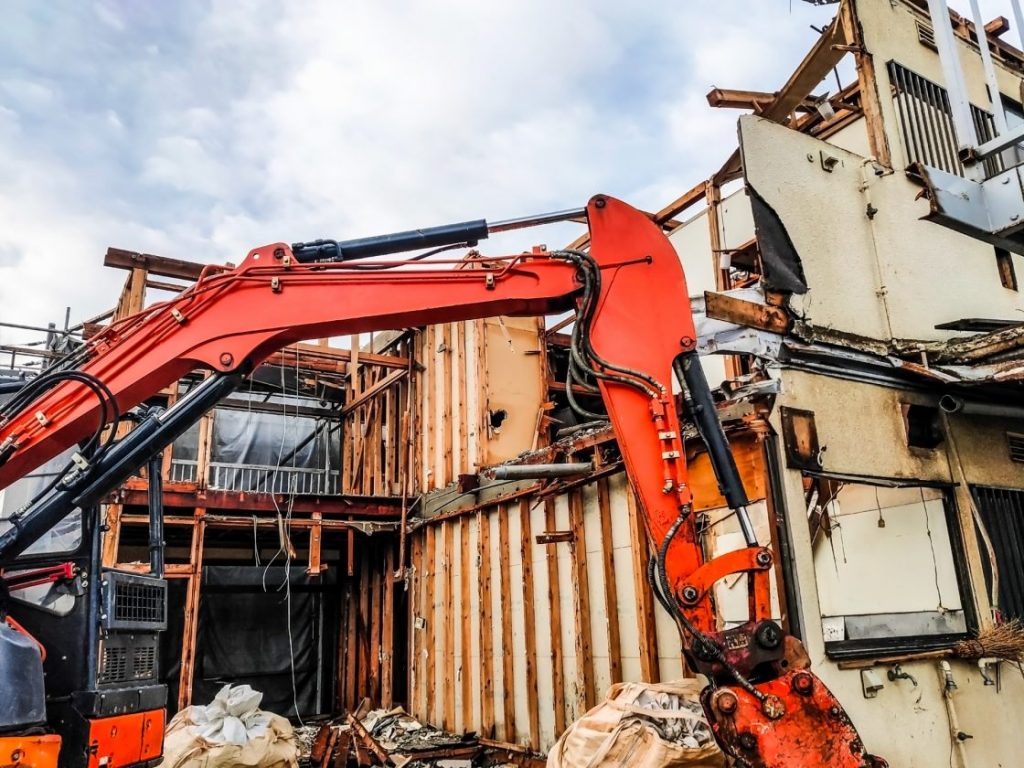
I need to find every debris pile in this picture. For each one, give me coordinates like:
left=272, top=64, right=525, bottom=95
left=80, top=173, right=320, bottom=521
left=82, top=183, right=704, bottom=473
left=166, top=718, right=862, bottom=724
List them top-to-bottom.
left=309, top=700, right=484, bottom=768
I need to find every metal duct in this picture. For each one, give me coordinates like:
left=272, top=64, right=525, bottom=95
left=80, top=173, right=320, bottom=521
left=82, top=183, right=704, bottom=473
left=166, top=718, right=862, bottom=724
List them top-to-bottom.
left=938, top=395, right=1024, bottom=419
left=487, top=463, right=593, bottom=480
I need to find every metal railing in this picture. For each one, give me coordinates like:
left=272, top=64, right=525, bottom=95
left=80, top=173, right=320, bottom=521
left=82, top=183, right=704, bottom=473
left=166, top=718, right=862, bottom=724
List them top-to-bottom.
left=208, top=463, right=340, bottom=496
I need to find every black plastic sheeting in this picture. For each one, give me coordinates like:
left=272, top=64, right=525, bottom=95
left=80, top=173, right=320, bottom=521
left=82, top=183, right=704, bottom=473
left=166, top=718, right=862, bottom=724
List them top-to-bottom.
left=748, top=184, right=809, bottom=294
left=162, top=566, right=338, bottom=718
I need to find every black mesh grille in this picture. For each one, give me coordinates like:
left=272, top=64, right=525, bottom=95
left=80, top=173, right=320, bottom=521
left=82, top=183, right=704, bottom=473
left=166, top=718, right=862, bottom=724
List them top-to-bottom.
left=1008, top=433, right=1024, bottom=463
left=103, top=572, right=167, bottom=630
left=114, top=581, right=165, bottom=624
left=132, top=645, right=157, bottom=680
left=99, top=646, right=128, bottom=684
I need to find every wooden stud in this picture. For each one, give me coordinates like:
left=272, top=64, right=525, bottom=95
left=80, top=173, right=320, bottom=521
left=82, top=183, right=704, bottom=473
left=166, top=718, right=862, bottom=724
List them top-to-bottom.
left=840, top=0, right=892, bottom=168
left=457, top=323, right=469, bottom=477
left=442, top=324, right=453, bottom=487
left=596, top=479, right=623, bottom=684
left=626, top=489, right=660, bottom=682
left=568, top=491, right=596, bottom=710
left=542, top=499, right=566, bottom=737
left=519, top=500, right=541, bottom=750
left=100, top=503, right=123, bottom=568
left=497, top=504, right=516, bottom=742
left=177, top=509, right=206, bottom=710
left=477, top=511, right=496, bottom=738
left=307, top=512, right=325, bottom=576
left=459, top=516, right=474, bottom=732
left=443, top=521, right=456, bottom=731
left=424, top=525, right=438, bottom=724
left=409, top=534, right=423, bottom=718
left=382, top=545, right=395, bottom=708
left=359, top=552, right=372, bottom=704
left=369, top=553, right=382, bottom=704
left=345, top=562, right=358, bottom=710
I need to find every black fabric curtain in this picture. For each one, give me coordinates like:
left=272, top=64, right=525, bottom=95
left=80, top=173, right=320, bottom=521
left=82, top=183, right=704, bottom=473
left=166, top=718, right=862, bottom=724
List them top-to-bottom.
left=161, top=566, right=337, bottom=718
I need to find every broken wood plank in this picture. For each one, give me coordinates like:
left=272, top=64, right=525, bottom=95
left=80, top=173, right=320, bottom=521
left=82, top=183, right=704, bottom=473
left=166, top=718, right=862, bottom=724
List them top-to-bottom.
left=761, top=14, right=851, bottom=123
left=704, top=290, right=793, bottom=334
left=535, top=530, right=574, bottom=545
left=347, top=711, right=392, bottom=766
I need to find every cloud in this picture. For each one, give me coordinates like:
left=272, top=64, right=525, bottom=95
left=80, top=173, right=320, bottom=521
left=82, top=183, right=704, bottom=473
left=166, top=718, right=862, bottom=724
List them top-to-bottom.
left=0, top=0, right=850, bottom=346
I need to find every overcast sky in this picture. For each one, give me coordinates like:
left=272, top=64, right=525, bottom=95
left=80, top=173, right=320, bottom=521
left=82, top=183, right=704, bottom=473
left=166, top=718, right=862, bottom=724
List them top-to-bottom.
left=0, top=0, right=1016, bottom=348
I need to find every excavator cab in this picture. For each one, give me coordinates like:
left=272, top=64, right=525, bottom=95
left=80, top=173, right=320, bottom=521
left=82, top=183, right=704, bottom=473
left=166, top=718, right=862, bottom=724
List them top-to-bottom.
left=0, top=450, right=166, bottom=768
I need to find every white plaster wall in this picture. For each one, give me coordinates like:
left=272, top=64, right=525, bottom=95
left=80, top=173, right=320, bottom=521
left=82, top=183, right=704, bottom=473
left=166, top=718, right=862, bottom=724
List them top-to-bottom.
left=741, top=114, right=1024, bottom=340
left=771, top=367, right=1024, bottom=767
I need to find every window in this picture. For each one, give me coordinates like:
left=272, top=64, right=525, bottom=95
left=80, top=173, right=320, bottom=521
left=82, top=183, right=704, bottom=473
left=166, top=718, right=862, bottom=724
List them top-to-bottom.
left=0, top=447, right=83, bottom=557
left=808, top=479, right=973, bottom=658
left=971, top=486, right=1024, bottom=621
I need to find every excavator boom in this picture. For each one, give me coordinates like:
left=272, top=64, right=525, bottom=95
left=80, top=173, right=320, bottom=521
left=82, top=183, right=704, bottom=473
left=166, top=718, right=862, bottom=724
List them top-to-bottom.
left=0, top=195, right=884, bottom=767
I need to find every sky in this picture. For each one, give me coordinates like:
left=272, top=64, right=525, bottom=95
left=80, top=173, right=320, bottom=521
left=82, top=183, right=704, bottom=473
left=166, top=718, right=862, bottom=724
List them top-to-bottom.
left=0, top=0, right=1018, bottom=348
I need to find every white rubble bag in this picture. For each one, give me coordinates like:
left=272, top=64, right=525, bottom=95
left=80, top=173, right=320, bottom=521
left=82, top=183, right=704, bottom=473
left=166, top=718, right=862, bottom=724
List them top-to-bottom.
left=547, top=679, right=725, bottom=768
left=159, top=684, right=300, bottom=768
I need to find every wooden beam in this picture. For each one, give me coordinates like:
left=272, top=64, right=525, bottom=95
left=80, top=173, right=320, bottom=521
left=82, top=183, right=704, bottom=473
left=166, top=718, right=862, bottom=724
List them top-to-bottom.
left=839, top=0, right=892, bottom=167
left=761, top=11, right=852, bottom=123
left=985, top=16, right=1010, bottom=37
left=105, top=247, right=215, bottom=282
left=703, top=291, right=793, bottom=334
left=112, top=481, right=402, bottom=517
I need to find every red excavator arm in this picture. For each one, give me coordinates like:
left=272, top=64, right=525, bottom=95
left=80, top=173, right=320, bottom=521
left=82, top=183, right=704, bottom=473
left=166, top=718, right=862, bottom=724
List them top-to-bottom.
left=0, top=195, right=883, bottom=767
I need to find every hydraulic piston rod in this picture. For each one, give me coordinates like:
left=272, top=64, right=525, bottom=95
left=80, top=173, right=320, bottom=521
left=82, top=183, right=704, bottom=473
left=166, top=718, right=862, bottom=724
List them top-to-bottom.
left=290, top=207, right=588, bottom=263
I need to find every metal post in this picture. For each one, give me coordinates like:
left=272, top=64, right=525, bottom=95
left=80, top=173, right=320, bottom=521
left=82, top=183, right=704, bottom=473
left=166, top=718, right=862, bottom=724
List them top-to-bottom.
left=926, top=0, right=985, bottom=179
left=968, top=0, right=1008, bottom=135
left=1013, top=0, right=1024, bottom=57
left=147, top=452, right=165, bottom=578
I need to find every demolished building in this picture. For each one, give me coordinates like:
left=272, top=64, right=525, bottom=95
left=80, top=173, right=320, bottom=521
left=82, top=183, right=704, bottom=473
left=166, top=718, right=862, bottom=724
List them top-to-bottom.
left=3, top=0, right=1024, bottom=765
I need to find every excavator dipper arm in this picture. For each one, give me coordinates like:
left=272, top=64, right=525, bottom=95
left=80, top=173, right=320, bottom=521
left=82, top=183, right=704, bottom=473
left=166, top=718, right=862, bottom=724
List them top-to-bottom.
left=0, top=195, right=883, bottom=767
